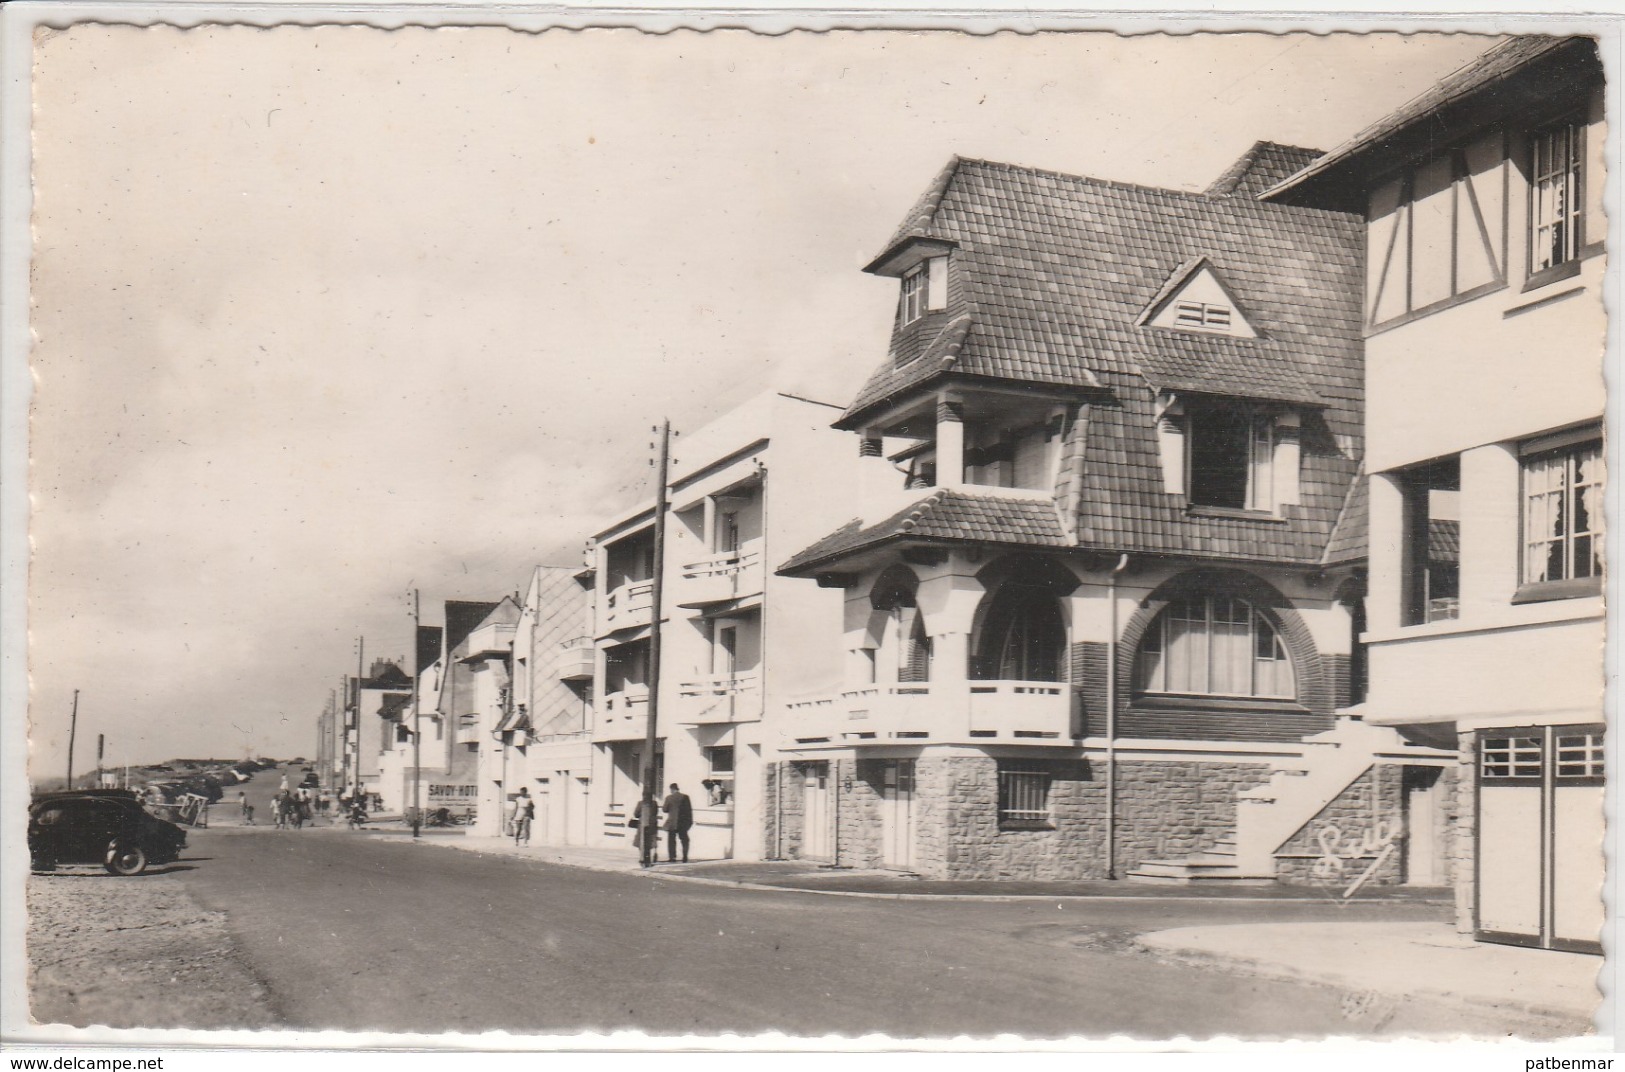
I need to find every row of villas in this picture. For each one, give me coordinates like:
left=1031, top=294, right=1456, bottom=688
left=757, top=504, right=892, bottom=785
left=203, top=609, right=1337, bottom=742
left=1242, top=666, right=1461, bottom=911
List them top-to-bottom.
left=321, top=37, right=1605, bottom=954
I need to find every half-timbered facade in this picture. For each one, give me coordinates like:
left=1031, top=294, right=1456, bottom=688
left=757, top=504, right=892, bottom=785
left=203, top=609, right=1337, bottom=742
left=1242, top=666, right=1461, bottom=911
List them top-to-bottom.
left=1266, top=35, right=1606, bottom=952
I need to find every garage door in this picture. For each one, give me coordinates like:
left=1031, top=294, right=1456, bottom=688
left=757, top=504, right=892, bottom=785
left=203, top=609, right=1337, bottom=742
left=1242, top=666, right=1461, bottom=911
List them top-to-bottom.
left=1476, top=725, right=1604, bottom=954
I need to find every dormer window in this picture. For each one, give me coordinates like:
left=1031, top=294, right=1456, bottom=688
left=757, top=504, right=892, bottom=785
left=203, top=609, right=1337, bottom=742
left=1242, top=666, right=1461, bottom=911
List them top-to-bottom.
left=898, top=256, right=949, bottom=325
left=1174, top=300, right=1232, bottom=331
left=1189, top=404, right=1274, bottom=511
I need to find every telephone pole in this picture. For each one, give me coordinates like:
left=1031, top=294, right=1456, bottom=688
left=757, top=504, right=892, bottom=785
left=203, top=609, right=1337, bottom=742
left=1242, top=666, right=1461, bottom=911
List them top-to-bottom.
left=639, top=420, right=671, bottom=868
left=412, top=588, right=422, bottom=839
left=354, top=636, right=365, bottom=801
left=65, top=689, right=79, bottom=790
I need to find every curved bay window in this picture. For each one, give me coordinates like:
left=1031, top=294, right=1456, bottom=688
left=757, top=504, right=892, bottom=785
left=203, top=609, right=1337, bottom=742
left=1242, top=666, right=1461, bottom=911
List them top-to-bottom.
left=973, top=584, right=1066, bottom=682
left=1136, top=595, right=1294, bottom=699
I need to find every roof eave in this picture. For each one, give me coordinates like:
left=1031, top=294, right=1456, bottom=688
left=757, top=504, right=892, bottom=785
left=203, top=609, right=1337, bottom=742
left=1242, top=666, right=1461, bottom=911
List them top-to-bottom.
left=1262, top=38, right=1600, bottom=210
left=861, top=236, right=959, bottom=278
left=835, top=370, right=1106, bottom=432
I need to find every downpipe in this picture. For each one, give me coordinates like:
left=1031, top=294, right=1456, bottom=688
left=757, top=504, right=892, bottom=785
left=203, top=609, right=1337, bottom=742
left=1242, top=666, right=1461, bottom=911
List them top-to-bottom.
left=1105, top=553, right=1130, bottom=880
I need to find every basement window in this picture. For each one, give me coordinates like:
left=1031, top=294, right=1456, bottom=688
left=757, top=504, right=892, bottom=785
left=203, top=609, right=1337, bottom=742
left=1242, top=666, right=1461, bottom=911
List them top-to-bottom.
left=997, top=762, right=1053, bottom=828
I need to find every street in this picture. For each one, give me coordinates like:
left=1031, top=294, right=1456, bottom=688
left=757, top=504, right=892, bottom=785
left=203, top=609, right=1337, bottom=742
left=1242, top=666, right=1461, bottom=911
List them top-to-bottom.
left=165, top=826, right=1559, bottom=1039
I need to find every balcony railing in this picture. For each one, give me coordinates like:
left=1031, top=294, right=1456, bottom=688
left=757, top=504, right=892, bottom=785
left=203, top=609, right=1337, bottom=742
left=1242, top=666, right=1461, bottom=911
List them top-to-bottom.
left=677, top=538, right=765, bottom=607
left=601, top=581, right=655, bottom=633
left=462, top=621, right=517, bottom=659
left=555, top=636, right=594, bottom=681
left=676, top=671, right=763, bottom=724
left=784, top=679, right=1072, bottom=745
left=592, top=688, right=650, bottom=741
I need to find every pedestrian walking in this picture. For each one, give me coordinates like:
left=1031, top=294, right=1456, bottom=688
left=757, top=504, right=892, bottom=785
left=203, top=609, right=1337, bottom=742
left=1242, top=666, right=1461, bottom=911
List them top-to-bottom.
left=662, top=783, right=694, bottom=864
left=513, top=787, right=534, bottom=846
left=237, top=791, right=249, bottom=820
left=627, top=797, right=659, bottom=864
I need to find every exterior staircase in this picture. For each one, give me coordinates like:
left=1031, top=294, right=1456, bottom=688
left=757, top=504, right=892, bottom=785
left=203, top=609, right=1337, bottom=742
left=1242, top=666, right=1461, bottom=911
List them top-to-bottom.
left=1125, top=712, right=1454, bottom=885
left=1123, top=832, right=1275, bottom=885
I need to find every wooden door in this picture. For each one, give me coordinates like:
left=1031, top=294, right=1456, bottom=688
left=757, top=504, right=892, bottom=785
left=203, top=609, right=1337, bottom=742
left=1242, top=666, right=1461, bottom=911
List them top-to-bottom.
left=880, top=760, right=916, bottom=871
left=801, top=763, right=831, bottom=860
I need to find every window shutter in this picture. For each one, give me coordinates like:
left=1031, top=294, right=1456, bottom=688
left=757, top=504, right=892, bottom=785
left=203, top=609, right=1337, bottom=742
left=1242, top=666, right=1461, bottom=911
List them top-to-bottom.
left=926, top=256, right=949, bottom=310
left=1274, top=413, right=1301, bottom=509
left=1156, top=414, right=1186, bottom=496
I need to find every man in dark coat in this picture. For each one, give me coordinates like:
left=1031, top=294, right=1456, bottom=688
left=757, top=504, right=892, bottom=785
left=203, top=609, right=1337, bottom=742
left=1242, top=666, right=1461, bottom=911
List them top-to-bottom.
left=661, top=783, right=694, bottom=863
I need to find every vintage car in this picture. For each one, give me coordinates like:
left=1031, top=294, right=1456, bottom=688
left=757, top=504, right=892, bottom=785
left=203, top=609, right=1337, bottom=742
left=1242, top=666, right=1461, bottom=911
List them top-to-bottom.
left=28, top=790, right=188, bottom=875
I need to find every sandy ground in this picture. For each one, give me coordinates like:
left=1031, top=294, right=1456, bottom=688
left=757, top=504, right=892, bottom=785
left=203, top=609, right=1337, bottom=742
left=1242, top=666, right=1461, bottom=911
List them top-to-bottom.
left=27, top=870, right=280, bottom=1030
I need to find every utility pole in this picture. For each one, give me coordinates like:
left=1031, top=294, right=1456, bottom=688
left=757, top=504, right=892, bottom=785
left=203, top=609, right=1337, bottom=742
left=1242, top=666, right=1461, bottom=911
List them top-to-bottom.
left=639, top=420, right=671, bottom=868
left=412, top=588, right=422, bottom=840
left=354, top=636, right=365, bottom=802
left=66, top=689, right=79, bottom=790
left=96, top=734, right=105, bottom=789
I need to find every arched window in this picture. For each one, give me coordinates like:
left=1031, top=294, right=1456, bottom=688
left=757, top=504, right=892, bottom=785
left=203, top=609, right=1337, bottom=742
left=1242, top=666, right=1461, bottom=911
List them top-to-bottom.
left=871, top=568, right=930, bottom=683
left=974, top=584, right=1066, bottom=682
left=1135, top=595, right=1293, bottom=699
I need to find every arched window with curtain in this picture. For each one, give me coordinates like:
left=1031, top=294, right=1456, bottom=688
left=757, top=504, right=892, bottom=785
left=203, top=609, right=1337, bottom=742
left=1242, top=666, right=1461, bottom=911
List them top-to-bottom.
left=973, top=583, right=1066, bottom=682
left=1135, top=594, right=1294, bottom=699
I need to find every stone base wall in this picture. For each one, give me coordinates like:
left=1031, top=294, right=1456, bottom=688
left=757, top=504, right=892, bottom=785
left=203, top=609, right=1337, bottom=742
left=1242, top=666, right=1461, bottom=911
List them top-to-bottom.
left=1453, top=729, right=1478, bottom=933
left=771, top=753, right=1271, bottom=880
left=1275, top=765, right=1405, bottom=887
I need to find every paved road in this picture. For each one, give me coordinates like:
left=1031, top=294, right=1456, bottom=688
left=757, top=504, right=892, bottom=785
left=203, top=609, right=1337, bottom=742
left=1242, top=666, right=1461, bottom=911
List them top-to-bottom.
left=175, top=827, right=1552, bottom=1039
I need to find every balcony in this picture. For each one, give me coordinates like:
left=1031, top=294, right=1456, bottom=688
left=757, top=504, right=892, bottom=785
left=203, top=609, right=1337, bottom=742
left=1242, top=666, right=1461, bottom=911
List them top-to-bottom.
left=676, top=538, right=765, bottom=609
left=600, top=581, right=655, bottom=635
left=461, top=621, right=516, bottom=660
left=554, top=636, right=594, bottom=681
left=675, top=671, right=763, bottom=725
left=783, top=680, right=1073, bottom=747
left=592, top=688, right=650, bottom=742
left=454, top=715, right=482, bottom=745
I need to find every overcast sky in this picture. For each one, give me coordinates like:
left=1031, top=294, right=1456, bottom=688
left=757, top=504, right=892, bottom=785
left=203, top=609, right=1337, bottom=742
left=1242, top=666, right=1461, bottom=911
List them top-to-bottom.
left=24, top=25, right=1498, bottom=774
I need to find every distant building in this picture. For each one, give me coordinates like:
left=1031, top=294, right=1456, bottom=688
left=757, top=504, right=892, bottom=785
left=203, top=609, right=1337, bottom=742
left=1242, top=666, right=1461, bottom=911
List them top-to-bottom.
left=1266, top=36, right=1606, bottom=953
left=583, top=391, right=859, bottom=859
left=477, top=565, right=595, bottom=841
left=435, top=598, right=518, bottom=826
left=374, top=624, right=443, bottom=815
left=348, top=657, right=412, bottom=802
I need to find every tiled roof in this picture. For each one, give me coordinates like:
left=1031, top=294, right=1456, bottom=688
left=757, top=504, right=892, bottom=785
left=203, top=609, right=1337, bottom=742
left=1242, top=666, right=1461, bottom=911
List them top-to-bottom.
left=1264, top=37, right=1598, bottom=207
left=1205, top=141, right=1324, bottom=199
left=831, top=150, right=1365, bottom=566
left=872, top=156, right=964, bottom=261
left=839, top=314, right=976, bottom=423
left=1132, top=330, right=1321, bottom=406
left=1321, top=472, right=1367, bottom=566
left=780, top=489, right=1070, bottom=574
left=1428, top=519, right=1461, bottom=563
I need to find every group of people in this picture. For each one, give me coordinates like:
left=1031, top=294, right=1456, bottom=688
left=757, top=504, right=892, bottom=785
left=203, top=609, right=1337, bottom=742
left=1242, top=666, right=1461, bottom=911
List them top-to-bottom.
left=235, top=779, right=358, bottom=829
left=501, top=781, right=696, bottom=863
left=627, top=783, right=694, bottom=865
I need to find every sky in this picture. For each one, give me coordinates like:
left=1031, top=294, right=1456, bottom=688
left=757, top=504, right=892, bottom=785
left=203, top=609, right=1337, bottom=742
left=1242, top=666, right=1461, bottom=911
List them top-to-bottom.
left=22, top=25, right=1501, bottom=775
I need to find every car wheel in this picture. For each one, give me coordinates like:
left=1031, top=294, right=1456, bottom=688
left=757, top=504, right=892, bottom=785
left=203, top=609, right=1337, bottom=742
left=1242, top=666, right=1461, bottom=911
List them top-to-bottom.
left=104, top=842, right=149, bottom=876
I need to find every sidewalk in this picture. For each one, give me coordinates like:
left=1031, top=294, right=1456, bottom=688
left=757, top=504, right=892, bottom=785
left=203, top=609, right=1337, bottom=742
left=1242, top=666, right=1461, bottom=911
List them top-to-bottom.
left=406, top=832, right=1447, bottom=901
left=1137, top=921, right=1601, bottom=1027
